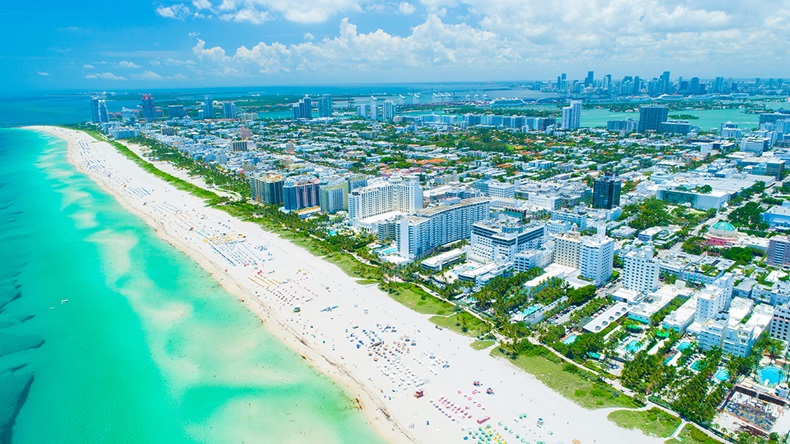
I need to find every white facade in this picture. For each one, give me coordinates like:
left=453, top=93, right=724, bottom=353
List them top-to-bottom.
left=561, top=100, right=582, bottom=130
left=348, top=175, right=422, bottom=227
left=487, top=181, right=516, bottom=199
left=396, top=198, right=490, bottom=260
left=468, top=219, right=545, bottom=264
left=552, top=230, right=581, bottom=268
left=579, top=233, right=615, bottom=286
left=622, top=244, right=659, bottom=294
left=514, top=248, right=553, bottom=272
left=694, top=273, right=733, bottom=324
left=770, top=302, right=790, bottom=342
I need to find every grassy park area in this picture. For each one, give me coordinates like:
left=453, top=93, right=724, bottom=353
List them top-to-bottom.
left=608, top=408, right=681, bottom=438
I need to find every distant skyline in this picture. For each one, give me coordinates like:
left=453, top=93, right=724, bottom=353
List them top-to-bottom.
left=2, top=0, right=789, bottom=91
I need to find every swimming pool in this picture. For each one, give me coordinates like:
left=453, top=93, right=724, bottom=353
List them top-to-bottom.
left=378, top=246, right=397, bottom=255
left=562, top=334, right=578, bottom=345
left=625, top=340, right=642, bottom=354
left=676, top=341, right=692, bottom=352
left=690, top=359, right=702, bottom=371
left=759, top=366, right=786, bottom=386
left=714, top=369, right=729, bottom=382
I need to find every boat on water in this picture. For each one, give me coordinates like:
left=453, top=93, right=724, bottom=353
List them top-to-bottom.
left=61, top=299, right=69, bottom=304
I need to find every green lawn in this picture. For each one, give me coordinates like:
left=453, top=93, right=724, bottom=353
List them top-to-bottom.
left=357, top=279, right=379, bottom=285
left=381, top=282, right=454, bottom=315
left=429, top=312, right=491, bottom=337
left=470, top=340, right=496, bottom=350
left=491, top=348, right=638, bottom=409
left=608, top=408, right=682, bottom=438
left=665, top=424, right=722, bottom=444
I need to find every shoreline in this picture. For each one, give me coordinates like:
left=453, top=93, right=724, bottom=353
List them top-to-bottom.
left=29, top=125, right=662, bottom=444
left=35, top=125, right=414, bottom=444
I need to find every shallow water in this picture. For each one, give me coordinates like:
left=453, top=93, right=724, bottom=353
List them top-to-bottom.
left=0, top=128, right=382, bottom=443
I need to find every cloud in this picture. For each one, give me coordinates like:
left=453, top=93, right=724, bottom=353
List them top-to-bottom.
left=157, top=0, right=363, bottom=24
left=185, top=2, right=790, bottom=82
left=398, top=2, right=415, bottom=14
left=156, top=4, right=191, bottom=19
left=219, top=7, right=269, bottom=24
left=118, top=60, right=142, bottom=69
left=82, top=64, right=95, bottom=69
left=131, top=70, right=164, bottom=80
left=37, top=72, right=50, bottom=76
left=85, top=72, right=127, bottom=80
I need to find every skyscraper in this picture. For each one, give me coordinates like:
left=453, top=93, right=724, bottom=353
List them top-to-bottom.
left=585, top=71, right=594, bottom=87
left=660, top=71, right=671, bottom=94
left=141, top=94, right=156, bottom=121
left=317, top=95, right=333, bottom=118
left=90, top=96, right=101, bottom=123
left=90, top=96, right=109, bottom=123
left=291, top=96, right=313, bottom=119
left=369, top=96, right=378, bottom=120
left=203, top=97, right=213, bottom=118
left=382, top=100, right=397, bottom=121
left=561, top=100, right=581, bottom=130
left=223, top=101, right=237, bottom=119
left=638, top=105, right=669, bottom=132
left=592, top=172, right=621, bottom=209
left=250, top=174, right=284, bottom=206
left=283, top=176, right=320, bottom=211
left=579, top=228, right=615, bottom=286
left=622, top=244, right=659, bottom=294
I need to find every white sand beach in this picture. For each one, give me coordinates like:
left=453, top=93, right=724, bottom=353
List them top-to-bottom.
left=33, top=126, right=662, bottom=444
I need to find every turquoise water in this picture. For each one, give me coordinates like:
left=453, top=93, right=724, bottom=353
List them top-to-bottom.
left=581, top=108, right=762, bottom=130
left=0, top=128, right=382, bottom=443
left=562, top=335, right=578, bottom=345
left=625, top=340, right=643, bottom=354
left=676, top=341, right=691, bottom=352
left=690, top=360, right=703, bottom=371
left=759, top=366, right=786, bottom=386
left=714, top=369, right=729, bottom=382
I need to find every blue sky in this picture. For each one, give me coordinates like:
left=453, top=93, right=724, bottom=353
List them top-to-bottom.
left=2, top=0, right=789, bottom=91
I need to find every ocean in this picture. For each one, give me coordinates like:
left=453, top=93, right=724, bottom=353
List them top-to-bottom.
left=0, top=128, right=383, bottom=443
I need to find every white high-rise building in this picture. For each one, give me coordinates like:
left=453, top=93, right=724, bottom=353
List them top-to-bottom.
left=370, top=96, right=378, bottom=120
left=382, top=100, right=397, bottom=121
left=561, top=100, right=582, bottom=130
left=358, top=103, right=369, bottom=118
left=348, top=175, right=422, bottom=227
left=487, top=181, right=516, bottom=199
left=396, top=197, right=490, bottom=260
left=468, top=218, right=546, bottom=264
left=579, top=228, right=614, bottom=286
left=552, top=230, right=581, bottom=268
left=622, top=244, right=659, bottom=294
left=694, top=273, right=734, bottom=324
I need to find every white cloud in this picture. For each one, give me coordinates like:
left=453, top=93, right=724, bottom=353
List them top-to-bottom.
left=158, top=0, right=363, bottom=23
left=192, top=0, right=213, bottom=9
left=398, top=2, right=415, bottom=14
left=156, top=3, right=191, bottom=19
left=186, top=3, right=790, bottom=82
left=219, top=7, right=269, bottom=24
left=118, top=60, right=142, bottom=69
left=82, top=64, right=95, bottom=69
left=131, top=70, right=164, bottom=80
left=37, top=72, right=50, bottom=76
left=85, top=72, right=127, bottom=80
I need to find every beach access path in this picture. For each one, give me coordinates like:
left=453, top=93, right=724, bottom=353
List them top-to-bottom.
left=39, top=126, right=664, bottom=444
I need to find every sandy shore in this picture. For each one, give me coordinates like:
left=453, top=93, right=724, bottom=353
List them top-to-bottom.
left=31, top=126, right=662, bottom=444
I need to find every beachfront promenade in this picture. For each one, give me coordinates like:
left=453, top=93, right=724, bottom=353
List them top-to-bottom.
left=43, top=126, right=662, bottom=444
